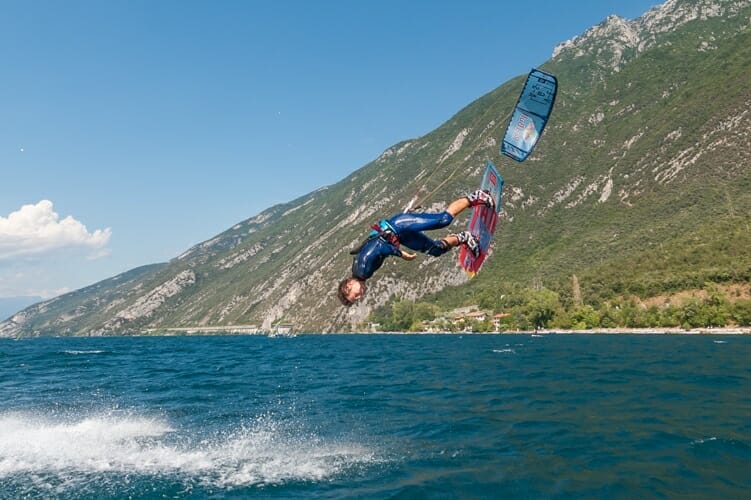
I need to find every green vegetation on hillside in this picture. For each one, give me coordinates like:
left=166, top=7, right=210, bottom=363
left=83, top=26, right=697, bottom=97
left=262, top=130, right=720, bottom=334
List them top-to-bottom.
left=370, top=283, right=751, bottom=332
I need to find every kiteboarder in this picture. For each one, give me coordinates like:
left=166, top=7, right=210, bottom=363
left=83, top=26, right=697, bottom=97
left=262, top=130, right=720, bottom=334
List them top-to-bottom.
left=337, top=190, right=494, bottom=306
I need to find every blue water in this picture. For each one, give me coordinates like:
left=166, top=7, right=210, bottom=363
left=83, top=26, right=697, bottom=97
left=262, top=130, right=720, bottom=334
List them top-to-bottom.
left=1, top=334, right=750, bottom=499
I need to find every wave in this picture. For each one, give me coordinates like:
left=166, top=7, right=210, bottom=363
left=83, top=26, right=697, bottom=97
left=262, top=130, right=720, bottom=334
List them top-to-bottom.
left=60, top=350, right=110, bottom=355
left=0, top=410, right=380, bottom=492
left=691, top=436, right=718, bottom=445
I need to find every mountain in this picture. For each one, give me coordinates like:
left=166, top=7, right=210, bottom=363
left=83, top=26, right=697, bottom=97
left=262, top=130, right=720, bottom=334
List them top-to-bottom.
left=2, top=0, right=750, bottom=337
left=0, top=296, right=43, bottom=322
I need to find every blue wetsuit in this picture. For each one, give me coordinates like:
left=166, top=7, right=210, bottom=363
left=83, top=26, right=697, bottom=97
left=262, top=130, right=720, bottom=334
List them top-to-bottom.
left=351, top=211, right=454, bottom=280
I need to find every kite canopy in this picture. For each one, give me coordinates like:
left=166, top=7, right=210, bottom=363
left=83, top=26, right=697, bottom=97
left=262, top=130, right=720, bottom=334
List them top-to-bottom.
left=501, top=69, right=558, bottom=162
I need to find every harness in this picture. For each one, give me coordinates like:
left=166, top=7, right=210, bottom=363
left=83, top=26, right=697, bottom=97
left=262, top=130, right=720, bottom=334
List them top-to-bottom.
left=349, top=220, right=400, bottom=255
left=369, top=220, right=400, bottom=247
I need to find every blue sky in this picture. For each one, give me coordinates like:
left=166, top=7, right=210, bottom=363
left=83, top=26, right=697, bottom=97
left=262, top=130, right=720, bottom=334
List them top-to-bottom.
left=0, top=0, right=658, bottom=299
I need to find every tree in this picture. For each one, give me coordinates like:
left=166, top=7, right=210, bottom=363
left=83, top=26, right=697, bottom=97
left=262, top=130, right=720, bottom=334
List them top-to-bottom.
left=572, top=274, right=583, bottom=306
left=523, top=288, right=561, bottom=331
left=679, top=297, right=704, bottom=329
left=731, top=300, right=751, bottom=326
left=570, top=305, right=600, bottom=329
left=599, top=305, right=619, bottom=328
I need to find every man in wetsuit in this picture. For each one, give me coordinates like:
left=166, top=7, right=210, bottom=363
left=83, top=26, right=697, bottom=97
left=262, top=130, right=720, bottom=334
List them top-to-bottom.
left=337, top=190, right=494, bottom=306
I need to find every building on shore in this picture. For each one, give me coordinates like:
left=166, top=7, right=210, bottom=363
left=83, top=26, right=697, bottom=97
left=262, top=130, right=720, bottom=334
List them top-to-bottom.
left=269, top=323, right=295, bottom=337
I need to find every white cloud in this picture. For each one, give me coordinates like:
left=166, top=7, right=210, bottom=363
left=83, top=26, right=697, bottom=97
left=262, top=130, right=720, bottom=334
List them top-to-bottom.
left=0, top=200, right=112, bottom=260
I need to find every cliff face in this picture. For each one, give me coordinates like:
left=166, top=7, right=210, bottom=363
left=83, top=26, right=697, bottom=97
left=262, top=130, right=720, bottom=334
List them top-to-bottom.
left=3, top=0, right=750, bottom=337
left=553, top=0, right=751, bottom=67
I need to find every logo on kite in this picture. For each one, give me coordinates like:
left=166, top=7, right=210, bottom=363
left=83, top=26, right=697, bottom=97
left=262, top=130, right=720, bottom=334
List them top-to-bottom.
left=501, top=69, right=557, bottom=162
left=489, top=170, right=498, bottom=187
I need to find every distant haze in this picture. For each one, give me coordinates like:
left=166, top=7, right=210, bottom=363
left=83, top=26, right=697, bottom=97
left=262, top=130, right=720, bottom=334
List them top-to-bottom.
left=0, top=297, right=42, bottom=320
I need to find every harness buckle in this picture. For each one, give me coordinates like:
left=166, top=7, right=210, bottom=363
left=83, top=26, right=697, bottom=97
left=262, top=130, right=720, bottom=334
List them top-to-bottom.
left=370, top=220, right=400, bottom=248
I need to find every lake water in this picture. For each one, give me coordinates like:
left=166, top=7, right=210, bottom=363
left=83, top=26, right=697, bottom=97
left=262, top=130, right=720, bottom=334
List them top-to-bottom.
left=1, top=334, right=749, bottom=498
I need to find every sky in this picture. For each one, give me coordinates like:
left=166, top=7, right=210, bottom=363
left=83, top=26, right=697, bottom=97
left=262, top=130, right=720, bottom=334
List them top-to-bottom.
left=0, top=0, right=660, bottom=299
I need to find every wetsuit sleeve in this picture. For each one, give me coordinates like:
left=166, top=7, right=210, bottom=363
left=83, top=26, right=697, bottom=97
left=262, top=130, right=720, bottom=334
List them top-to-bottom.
left=351, top=238, right=401, bottom=280
left=387, top=245, right=403, bottom=257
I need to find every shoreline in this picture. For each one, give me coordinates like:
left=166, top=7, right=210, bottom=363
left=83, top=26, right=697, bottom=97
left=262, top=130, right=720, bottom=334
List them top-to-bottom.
left=4, top=327, right=751, bottom=339
left=146, top=327, right=751, bottom=336
left=352, top=327, right=751, bottom=335
left=520, top=327, right=751, bottom=335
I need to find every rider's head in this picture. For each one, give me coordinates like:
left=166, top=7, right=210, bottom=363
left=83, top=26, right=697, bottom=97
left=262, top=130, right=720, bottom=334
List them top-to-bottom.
left=337, top=278, right=366, bottom=307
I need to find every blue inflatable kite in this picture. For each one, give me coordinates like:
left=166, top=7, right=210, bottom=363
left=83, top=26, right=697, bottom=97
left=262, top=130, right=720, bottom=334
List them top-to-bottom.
left=501, top=69, right=557, bottom=162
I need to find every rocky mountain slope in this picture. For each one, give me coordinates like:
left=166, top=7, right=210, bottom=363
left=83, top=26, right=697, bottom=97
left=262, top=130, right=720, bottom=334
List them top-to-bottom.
left=2, top=0, right=750, bottom=337
left=0, top=296, right=42, bottom=321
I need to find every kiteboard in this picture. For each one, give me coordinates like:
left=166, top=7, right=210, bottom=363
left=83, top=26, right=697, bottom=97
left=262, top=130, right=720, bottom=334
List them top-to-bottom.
left=457, top=68, right=555, bottom=275
left=459, top=161, right=504, bottom=276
